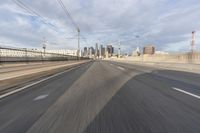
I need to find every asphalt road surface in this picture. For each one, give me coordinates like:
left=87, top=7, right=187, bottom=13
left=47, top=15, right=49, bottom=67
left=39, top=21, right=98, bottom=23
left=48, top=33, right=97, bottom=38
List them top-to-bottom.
left=0, top=60, right=200, bottom=133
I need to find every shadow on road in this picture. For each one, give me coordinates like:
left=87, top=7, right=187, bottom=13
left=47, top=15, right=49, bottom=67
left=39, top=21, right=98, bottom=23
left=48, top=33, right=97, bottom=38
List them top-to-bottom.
left=83, top=69, right=200, bottom=133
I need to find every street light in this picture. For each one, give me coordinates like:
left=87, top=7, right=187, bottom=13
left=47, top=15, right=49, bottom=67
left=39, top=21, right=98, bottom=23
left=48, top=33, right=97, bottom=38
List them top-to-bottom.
left=77, top=28, right=80, bottom=58
left=135, top=35, right=144, bottom=62
left=42, top=37, right=47, bottom=57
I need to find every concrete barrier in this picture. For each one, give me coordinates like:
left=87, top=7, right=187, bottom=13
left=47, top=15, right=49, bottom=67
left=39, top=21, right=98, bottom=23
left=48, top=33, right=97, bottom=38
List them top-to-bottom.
left=114, top=52, right=200, bottom=64
left=111, top=54, right=200, bottom=74
left=0, top=60, right=91, bottom=94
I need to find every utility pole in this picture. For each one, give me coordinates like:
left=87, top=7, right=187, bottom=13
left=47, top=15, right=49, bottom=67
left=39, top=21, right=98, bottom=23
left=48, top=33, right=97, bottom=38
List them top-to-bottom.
left=56, top=0, right=81, bottom=60
left=77, top=28, right=80, bottom=58
left=191, top=31, right=196, bottom=52
left=135, top=35, right=143, bottom=62
left=42, top=37, right=47, bottom=61
left=118, top=40, right=121, bottom=58
left=0, top=48, right=2, bottom=65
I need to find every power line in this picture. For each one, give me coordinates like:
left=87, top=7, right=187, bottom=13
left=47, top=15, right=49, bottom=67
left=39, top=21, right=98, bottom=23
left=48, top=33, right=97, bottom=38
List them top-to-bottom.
left=13, top=0, right=58, bottom=32
left=56, top=0, right=79, bottom=31
left=56, top=0, right=81, bottom=57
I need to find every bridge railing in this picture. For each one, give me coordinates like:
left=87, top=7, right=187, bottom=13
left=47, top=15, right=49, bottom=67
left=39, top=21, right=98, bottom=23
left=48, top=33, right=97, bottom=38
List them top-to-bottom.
left=0, top=46, right=88, bottom=63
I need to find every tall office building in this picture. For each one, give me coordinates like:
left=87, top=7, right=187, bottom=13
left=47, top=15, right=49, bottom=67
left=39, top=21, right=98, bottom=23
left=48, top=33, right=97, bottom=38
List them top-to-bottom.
left=95, top=43, right=99, bottom=58
left=99, top=45, right=106, bottom=58
left=99, top=45, right=102, bottom=58
left=100, top=45, right=106, bottom=58
left=107, top=45, right=114, bottom=57
left=143, top=45, right=155, bottom=55
left=88, top=46, right=95, bottom=58
left=83, top=47, right=88, bottom=57
left=91, top=47, right=95, bottom=55
left=102, top=47, right=105, bottom=57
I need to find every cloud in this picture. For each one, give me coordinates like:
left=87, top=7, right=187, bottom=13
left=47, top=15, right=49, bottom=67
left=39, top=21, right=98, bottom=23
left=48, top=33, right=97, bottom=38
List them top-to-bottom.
left=0, top=0, right=200, bottom=53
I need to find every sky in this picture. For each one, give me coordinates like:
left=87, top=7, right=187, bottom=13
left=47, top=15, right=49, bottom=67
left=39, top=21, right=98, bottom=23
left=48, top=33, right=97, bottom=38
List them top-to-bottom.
left=0, top=0, right=200, bottom=54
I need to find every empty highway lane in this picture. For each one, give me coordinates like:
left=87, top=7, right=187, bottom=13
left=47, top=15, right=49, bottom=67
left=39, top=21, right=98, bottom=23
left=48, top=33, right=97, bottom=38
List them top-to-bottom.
left=0, top=61, right=200, bottom=133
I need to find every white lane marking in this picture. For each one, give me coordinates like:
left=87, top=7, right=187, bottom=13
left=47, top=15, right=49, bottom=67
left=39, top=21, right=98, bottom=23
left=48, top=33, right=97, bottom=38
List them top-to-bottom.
left=0, top=66, right=80, bottom=99
left=117, top=66, right=125, bottom=70
left=172, top=87, right=200, bottom=99
left=34, top=94, right=49, bottom=101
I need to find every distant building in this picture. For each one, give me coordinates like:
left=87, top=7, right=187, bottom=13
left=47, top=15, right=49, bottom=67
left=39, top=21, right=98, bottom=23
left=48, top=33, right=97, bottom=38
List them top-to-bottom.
left=95, top=43, right=99, bottom=58
left=86, top=44, right=113, bottom=59
left=99, top=45, right=106, bottom=58
left=99, top=45, right=102, bottom=58
left=107, top=45, right=114, bottom=57
left=143, top=45, right=155, bottom=55
left=83, top=47, right=88, bottom=57
left=88, top=47, right=95, bottom=58
left=90, top=47, right=95, bottom=55
left=101, top=47, right=105, bottom=57
left=132, top=47, right=141, bottom=56
left=155, top=51, right=169, bottom=55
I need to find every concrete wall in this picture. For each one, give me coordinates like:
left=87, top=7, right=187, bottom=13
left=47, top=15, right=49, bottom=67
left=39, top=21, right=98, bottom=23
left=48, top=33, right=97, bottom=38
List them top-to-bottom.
left=118, top=52, right=200, bottom=64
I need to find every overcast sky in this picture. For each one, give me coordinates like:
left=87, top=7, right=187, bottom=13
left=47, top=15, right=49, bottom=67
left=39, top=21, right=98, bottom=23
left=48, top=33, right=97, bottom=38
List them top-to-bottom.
left=0, top=0, right=200, bottom=53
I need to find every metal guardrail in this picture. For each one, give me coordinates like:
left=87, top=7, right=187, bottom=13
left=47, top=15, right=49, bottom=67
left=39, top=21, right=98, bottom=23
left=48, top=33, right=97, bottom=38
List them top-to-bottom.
left=0, top=46, right=88, bottom=63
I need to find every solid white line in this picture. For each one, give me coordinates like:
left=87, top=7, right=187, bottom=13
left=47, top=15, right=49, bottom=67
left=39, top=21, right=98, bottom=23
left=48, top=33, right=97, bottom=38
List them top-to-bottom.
left=0, top=66, right=80, bottom=99
left=117, top=66, right=125, bottom=70
left=172, top=87, right=200, bottom=99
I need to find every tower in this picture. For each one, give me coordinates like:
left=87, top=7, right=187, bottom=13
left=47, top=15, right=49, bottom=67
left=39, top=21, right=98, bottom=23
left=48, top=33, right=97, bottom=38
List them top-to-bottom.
left=191, top=31, right=196, bottom=52
left=42, top=37, right=47, bottom=56
left=118, top=41, right=121, bottom=58
left=95, top=43, right=98, bottom=58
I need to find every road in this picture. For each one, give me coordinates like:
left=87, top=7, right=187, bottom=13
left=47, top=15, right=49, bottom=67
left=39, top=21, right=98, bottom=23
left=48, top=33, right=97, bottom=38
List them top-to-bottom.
left=0, top=60, right=200, bottom=133
left=0, top=61, right=81, bottom=73
left=0, top=61, right=85, bottom=80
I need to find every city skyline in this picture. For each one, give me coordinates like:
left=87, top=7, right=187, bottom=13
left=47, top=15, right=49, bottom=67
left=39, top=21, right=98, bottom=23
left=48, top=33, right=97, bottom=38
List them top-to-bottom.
left=82, top=44, right=114, bottom=58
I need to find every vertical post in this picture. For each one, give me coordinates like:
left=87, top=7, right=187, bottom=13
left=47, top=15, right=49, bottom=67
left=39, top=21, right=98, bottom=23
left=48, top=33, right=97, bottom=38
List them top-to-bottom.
left=77, top=28, right=80, bottom=60
left=191, top=31, right=195, bottom=52
left=191, top=31, right=196, bottom=63
left=42, top=37, right=47, bottom=62
left=118, top=40, right=121, bottom=58
left=0, top=48, right=2, bottom=65
left=24, top=48, right=28, bottom=64
left=43, top=48, right=46, bottom=57
left=41, top=51, right=43, bottom=63
left=142, top=52, right=144, bottom=63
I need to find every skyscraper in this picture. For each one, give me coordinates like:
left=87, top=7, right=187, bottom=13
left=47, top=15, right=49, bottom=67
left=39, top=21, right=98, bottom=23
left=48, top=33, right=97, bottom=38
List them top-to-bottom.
left=95, top=43, right=99, bottom=58
left=107, top=45, right=114, bottom=57
left=83, top=47, right=88, bottom=57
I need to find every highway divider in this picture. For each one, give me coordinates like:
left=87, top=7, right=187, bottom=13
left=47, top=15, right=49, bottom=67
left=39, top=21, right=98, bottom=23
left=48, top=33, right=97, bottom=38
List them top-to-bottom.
left=0, top=60, right=91, bottom=95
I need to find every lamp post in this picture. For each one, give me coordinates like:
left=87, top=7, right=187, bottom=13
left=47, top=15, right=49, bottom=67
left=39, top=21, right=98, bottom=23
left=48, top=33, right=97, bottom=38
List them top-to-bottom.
left=77, top=28, right=80, bottom=59
left=135, top=35, right=144, bottom=62
left=42, top=37, right=47, bottom=62
left=118, top=40, right=121, bottom=58
left=0, top=47, right=1, bottom=65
